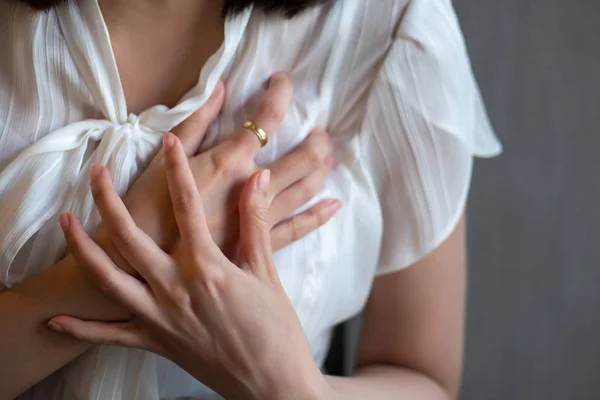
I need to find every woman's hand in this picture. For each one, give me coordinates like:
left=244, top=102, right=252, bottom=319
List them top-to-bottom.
left=116, top=74, right=338, bottom=259
left=49, top=134, right=328, bottom=400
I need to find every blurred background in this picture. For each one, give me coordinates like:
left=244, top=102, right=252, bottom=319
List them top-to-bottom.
left=327, top=1, right=600, bottom=399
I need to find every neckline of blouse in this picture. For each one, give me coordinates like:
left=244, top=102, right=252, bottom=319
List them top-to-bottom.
left=56, top=0, right=253, bottom=132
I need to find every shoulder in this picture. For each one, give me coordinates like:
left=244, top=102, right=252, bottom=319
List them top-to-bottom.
left=283, top=0, right=411, bottom=127
left=0, top=1, right=42, bottom=30
left=0, top=2, right=92, bottom=168
left=0, top=2, right=60, bottom=62
left=0, top=3, right=64, bottom=93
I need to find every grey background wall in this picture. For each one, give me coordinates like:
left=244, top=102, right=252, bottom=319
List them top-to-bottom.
left=456, top=0, right=600, bottom=399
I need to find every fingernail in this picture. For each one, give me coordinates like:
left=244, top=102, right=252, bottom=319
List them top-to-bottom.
left=268, top=72, right=285, bottom=88
left=163, top=133, right=175, bottom=151
left=90, top=164, right=101, bottom=181
left=257, top=169, right=271, bottom=192
left=326, top=199, right=341, bottom=213
left=59, top=213, right=70, bottom=232
left=47, top=321, right=65, bottom=333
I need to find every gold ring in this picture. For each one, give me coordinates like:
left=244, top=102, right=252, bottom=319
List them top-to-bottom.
left=242, top=121, right=268, bottom=148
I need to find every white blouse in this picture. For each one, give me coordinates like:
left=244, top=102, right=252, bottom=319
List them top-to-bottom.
left=0, top=0, right=501, bottom=398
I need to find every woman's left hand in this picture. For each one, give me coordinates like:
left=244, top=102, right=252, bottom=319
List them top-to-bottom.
left=48, top=133, right=327, bottom=400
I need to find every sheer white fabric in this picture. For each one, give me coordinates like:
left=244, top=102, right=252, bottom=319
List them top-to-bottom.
left=0, top=0, right=501, bottom=398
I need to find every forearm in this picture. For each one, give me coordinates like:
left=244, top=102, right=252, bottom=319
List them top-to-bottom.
left=0, top=254, right=130, bottom=399
left=319, top=366, right=453, bottom=400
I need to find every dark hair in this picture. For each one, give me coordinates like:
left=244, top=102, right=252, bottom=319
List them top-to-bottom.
left=18, top=0, right=330, bottom=18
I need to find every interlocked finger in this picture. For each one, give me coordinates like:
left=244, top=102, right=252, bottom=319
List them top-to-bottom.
left=173, top=81, right=225, bottom=156
left=163, top=133, right=214, bottom=254
left=268, top=157, right=332, bottom=225
left=90, top=164, right=172, bottom=286
left=238, top=170, right=275, bottom=278
left=61, top=213, right=158, bottom=320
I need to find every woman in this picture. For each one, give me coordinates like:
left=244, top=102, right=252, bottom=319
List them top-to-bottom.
left=0, top=0, right=502, bottom=399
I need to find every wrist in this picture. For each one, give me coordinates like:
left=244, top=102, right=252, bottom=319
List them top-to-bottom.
left=93, top=228, right=137, bottom=276
left=11, top=255, right=131, bottom=322
left=55, top=255, right=132, bottom=321
left=300, top=372, right=333, bottom=400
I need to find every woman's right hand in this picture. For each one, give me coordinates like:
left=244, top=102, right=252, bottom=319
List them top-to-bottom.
left=101, top=74, right=338, bottom=267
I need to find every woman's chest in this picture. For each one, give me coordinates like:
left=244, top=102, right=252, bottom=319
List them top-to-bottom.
left=0, top=2, right=385, bottom=323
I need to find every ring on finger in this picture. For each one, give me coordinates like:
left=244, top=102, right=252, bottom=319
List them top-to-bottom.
left=242, top=121, right=268, bottom=148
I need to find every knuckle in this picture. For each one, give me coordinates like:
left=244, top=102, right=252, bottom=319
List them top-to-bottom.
left=270, top=72, right=291, bottom=87
left=269, top=73, right=294, bottom=96
left=257, top=101, right=286, bottom=124
left=187, top=108, right=210, bottom=129
left=176, top=111, right=207, bottom=136
left=309, top=128, right=331, bottom=150
left=315, top=128, right=331, bottom=143
left=303, top=135, right=329, bottom=169
left=306, top=148, right=323, bottom=170
left=164, top=152, right=183, bottom=169
left=211, top=152, right=239, bottom=179
left=297, top=179, right=319, bottom=204
left=242, top=190, right=272, bottom=226
left=171, top=191, right=198, bottom=213
left=249, top=204, right=270, bottom=227
left=314, top=208, right=329, bottom=227
left=285, top=217, right=301, bottom=242
left=113, top=223, right=136, bottom=247
left=67, top=233, right=84, bottom=255
left=195, top=262, right=227, bottom=295
left=206, top=267, right=227, bottom=291
left=97, top=276, right=119, bottom=297
left=167, top=283, right=191, bottom=308
left=102, top=336, right=120, bottom=347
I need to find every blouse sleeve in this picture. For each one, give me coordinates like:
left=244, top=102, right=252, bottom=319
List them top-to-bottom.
left=359, top=0, right=502, bottom=275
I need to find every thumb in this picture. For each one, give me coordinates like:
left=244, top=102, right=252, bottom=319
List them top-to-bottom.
left=173, top=81, right=225, bottom=156
left=238, top=169, right=275, bottom=279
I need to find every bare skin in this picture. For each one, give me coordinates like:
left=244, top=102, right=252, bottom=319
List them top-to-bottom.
left=2, top=0, right=466, bottom=398
left=100, top=0, right=226, bottom=114
left=0, top=1, right=341, bottom=396
left=97, top=1, right=467, bottom=397
left=0, top=78, right=339, bottom=399
left=51, top=138, right=466, bottom=399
